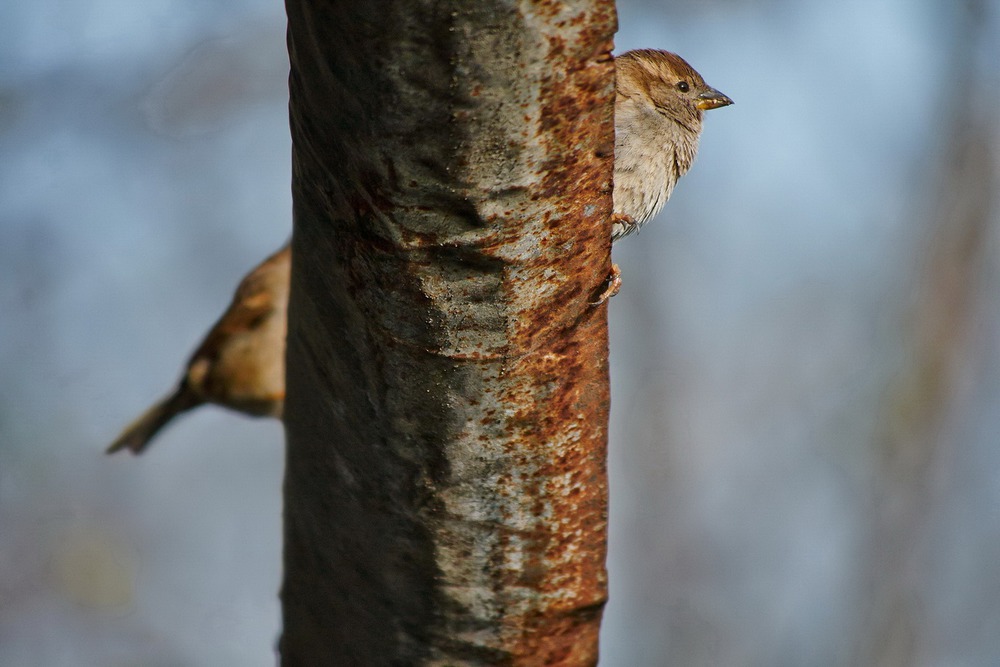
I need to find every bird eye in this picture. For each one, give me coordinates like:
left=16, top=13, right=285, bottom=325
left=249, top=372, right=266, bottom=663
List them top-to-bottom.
left=676, top=81, right=690, bottom=92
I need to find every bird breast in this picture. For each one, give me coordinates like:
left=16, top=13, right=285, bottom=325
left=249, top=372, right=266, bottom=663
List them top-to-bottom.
left=612, top=98, right=700, bottom=229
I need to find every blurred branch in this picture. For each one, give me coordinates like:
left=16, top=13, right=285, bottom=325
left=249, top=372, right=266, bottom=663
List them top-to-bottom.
left=279, top=1, right=616, bottom=664
left=857, top=1, right=996, bottom=663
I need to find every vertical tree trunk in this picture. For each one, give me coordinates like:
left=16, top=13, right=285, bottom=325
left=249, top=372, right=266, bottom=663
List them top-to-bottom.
left=280, top=1, right=616, bottom=664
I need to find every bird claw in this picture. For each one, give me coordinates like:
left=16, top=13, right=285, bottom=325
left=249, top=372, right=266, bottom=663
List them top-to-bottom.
left=610, top=212, right=638, bottom=240
left=591, top=263, right=622, bottom=306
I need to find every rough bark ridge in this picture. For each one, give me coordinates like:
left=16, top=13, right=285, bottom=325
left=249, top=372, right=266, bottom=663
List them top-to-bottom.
left=280, top=1, right=616, bottom=665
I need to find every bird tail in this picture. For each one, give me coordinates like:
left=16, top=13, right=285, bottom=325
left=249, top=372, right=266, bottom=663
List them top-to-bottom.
left=106, top=386, right=202, bottom=455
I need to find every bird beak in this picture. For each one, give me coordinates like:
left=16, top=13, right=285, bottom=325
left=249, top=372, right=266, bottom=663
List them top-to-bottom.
left=696, top=87, right=733, bottom=110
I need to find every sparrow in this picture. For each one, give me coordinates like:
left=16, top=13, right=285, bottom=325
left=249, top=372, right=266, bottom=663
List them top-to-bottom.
left=594, top=49, right=732, bottom=303
left=107, top=50, right=729, bottom=453
left=106, top=245, right=290, bottom=454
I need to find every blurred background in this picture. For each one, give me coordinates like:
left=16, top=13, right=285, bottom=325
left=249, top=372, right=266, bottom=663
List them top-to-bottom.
left=1, top=0, right=999, bottom=664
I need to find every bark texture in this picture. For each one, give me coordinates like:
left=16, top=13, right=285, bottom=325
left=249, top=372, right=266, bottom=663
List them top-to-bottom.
left=280, top=1, right=616, bottom=664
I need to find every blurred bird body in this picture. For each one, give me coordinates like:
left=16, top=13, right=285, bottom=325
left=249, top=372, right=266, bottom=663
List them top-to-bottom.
left=107, top=50, right=729, bottom=453
left=106, top=245, right=289, bottom=454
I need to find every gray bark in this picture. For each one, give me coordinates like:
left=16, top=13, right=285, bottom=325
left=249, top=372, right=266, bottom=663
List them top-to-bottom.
left=280, top=1, right=616, bottom=664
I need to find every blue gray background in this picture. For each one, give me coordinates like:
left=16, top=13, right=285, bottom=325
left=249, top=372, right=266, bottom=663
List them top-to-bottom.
left=2, top=0, right=1000, bottom=664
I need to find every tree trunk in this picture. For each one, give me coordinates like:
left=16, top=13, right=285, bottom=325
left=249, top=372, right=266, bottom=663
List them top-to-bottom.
left=279, top=1, right=616, bottom=664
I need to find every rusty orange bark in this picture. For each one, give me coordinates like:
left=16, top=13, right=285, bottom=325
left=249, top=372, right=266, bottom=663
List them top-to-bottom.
left=280, top=2, right=616, bottom=664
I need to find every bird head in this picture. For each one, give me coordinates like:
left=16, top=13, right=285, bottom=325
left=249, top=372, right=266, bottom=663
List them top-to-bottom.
left=616, top=50, right=733, bottom=127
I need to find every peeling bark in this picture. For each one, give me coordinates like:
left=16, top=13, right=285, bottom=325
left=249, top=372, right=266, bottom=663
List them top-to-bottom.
left=280, top=1, right=616, bottom=664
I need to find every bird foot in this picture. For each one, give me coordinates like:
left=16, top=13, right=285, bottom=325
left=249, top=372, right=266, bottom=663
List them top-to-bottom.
left=610, top=212, right=638, bottom=240
left=591, top=263, right=622, bottom=306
